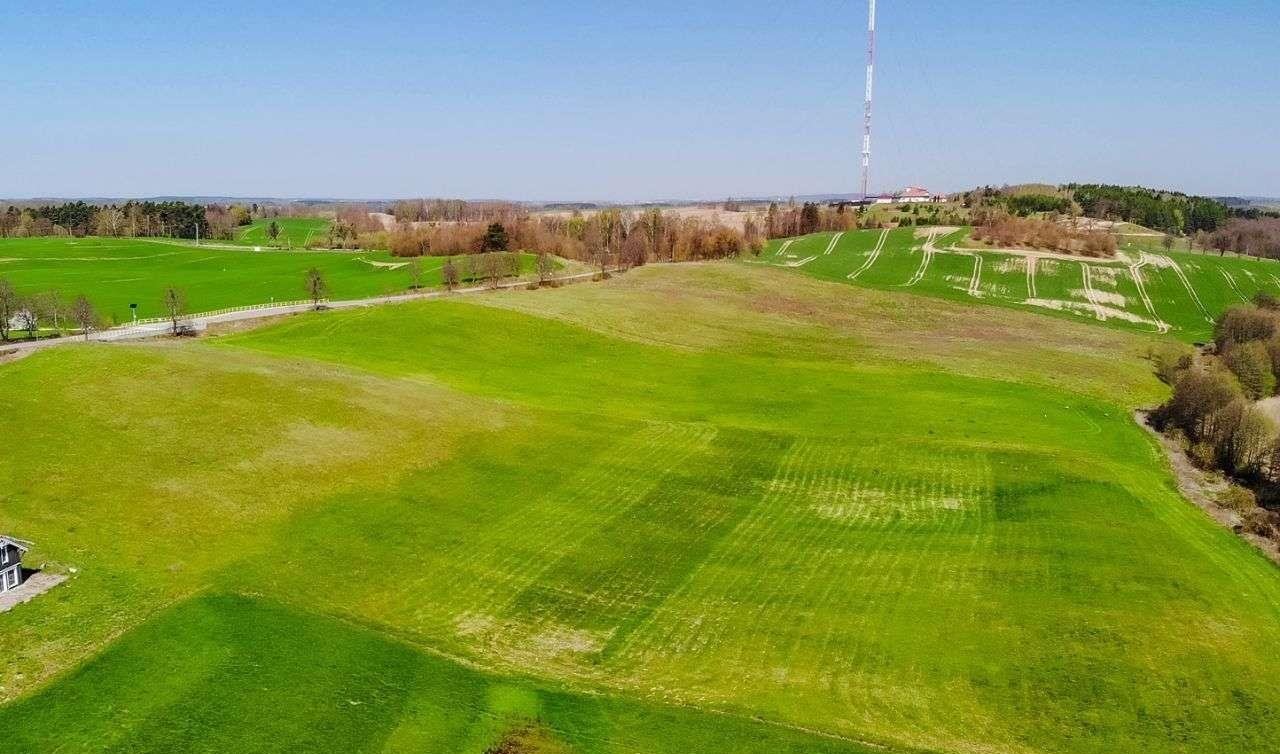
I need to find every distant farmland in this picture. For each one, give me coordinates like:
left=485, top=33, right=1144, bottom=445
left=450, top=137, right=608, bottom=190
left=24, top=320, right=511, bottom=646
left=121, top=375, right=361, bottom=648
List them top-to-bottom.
left=231, top=217, right=332, bottom=248
left=766, top=228, right=1280, bottom=341
left=0, top=237, right=533, bottom=323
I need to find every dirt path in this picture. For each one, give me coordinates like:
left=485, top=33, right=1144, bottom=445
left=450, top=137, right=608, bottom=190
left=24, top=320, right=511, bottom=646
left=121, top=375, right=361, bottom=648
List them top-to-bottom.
left=1136, top=411, right=1280, bottom=565
left=0, top=572, right=68, bottom=613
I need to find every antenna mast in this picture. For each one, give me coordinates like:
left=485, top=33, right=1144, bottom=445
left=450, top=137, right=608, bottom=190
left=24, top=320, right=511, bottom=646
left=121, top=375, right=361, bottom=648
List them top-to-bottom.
left=860, top=0, right=877, bottom=201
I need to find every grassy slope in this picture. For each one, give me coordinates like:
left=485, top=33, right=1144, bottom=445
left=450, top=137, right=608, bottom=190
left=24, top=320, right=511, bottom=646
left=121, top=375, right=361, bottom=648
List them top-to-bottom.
left=231, top=217, right=333, bottom=247
left=768, top=228, right=1280, bottom=342
left=0, top=237, right=450, bottom=322
left=0, top=264, right=1277, bottom=753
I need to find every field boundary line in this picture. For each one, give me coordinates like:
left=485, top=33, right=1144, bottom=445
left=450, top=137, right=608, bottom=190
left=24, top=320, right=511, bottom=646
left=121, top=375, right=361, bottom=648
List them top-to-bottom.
left=848, top=229, right=889, bottom=281
left=1128, top=257, right=1170, bottom=334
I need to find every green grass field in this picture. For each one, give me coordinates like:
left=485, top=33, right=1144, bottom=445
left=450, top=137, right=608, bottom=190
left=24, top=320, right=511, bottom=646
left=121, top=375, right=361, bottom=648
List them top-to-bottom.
left=232, top=217, right=332, bottom=248
left=765, top=228, right=1280, bottom=341
left=0, top=237, right=530, bottom=324
left=1, top=264, right=1278, bottom=753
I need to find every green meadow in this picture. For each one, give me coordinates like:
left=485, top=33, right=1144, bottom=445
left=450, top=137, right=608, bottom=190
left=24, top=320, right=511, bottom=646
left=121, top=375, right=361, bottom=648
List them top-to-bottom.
left=231, top=217, right=333, bottom=248
left=767, top=228, right=1280, bottom=341
left=0, top=236, right=467, bottom=323
left=1, top=262, right=1277, bottom=753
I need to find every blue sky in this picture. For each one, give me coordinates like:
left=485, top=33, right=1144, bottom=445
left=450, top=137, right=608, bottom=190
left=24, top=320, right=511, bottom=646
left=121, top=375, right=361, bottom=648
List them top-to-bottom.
left=2, top=0, right=1276, bottom=200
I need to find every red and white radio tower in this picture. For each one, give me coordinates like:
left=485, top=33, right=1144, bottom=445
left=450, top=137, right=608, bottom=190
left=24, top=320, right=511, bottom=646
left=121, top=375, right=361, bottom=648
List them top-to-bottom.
left=860, top=0, right=877, bottom=201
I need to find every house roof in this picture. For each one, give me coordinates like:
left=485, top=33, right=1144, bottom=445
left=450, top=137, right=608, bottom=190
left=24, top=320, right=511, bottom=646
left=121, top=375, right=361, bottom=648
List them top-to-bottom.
left=897, top=187, right=934, bottom=198
left=0, top=536, right=32, bottom=552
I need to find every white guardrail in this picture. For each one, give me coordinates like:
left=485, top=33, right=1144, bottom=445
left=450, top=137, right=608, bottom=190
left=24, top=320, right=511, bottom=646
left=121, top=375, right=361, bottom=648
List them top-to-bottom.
left=131, top=299, right=328, bottom=327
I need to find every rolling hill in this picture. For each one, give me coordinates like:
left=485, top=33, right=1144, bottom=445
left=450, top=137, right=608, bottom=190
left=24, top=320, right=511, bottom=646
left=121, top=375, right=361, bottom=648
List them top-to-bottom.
left=1, top=262, right=1277, bottom=753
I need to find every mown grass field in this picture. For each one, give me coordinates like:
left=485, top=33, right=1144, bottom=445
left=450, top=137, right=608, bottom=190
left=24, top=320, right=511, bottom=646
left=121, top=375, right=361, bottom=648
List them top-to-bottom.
left=231, top=217, right=332, bottom=248
left=766, top=228, right=1280, bottom=341
left=0, top=237, right=482, bottom=323
left=1, top=264, right=1278, bottom=753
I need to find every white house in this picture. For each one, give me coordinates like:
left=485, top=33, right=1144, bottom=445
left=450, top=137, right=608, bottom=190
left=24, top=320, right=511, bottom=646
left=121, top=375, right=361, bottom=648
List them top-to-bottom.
left=0, top=536, right=30, bottom=594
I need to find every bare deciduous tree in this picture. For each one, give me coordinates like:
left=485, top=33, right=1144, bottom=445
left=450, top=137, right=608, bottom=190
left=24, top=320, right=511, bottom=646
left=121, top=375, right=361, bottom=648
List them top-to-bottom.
left=536, top=251, right=555, bottom=286
left=407, top=258, right=424, bottom=291
left=441, top=258, right=460, bottom=291
left=305, top=268, right=328, bottom=309
left=0, top=277, right=17, bottom=342
left=162, top=286, right=186, bottom=336
left=71, top=295, right=97, bottom=340
left=16, top=301, right=39, bottom=341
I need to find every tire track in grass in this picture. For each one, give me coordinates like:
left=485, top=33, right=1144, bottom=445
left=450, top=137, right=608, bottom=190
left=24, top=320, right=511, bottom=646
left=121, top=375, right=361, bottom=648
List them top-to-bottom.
left=847, top=229, right=889, bottom=281
left=903, top=229, right=937, bottom=287
left=786, top=232, right=845, bottom=268
left=822, top=232, right=845, bottom=255
left=772, top=239, right=796, bottom=262
left=1154, top=253, right=1213, bottom=323
left=967, top=254, right=984, bottom=297
left=1025, top=255, right=1037, bottom=300
left=1128, top=255, right=1170, bottom=333
left=1080, top=263, right=1106, bottom=321
left=1220, top=268, right=1249, bottom=302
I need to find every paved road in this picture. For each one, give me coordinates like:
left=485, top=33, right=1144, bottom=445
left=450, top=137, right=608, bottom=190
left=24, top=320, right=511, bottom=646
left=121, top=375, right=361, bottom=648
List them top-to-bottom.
left=2, top=270, right=603, bottom=356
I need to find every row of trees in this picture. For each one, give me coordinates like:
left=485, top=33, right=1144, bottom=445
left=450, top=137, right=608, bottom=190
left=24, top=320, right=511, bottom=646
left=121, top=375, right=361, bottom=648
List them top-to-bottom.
left=1068, top=184, right=1228, bottom=235
left=1, top=201, right=211, bottom=240
left=382, top=207, right=760, bottom=268
left=969, top=211, right=1117, bottom=256
left=1198, top=218, right=1280, bottom=260
left=0, top=277, right=99, bottom=342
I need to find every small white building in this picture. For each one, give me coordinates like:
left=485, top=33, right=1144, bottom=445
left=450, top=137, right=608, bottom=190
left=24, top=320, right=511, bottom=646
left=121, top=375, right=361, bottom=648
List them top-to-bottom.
left=872, top=187, right=943, bottom=204
left=0, top=536, right=30, bottom=594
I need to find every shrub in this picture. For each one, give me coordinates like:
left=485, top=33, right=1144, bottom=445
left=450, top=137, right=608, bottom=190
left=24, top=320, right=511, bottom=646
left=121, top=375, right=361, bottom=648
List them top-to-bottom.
left=1215, top=305, right=1277, bottom=349
left=1150, top=342, right=1194, bottom=385
left=1223, top=342, right=1277, bottom=399
left=1161, top=367, right=1243, bottom=441
left=1219, top=486, right=1258, bottom=516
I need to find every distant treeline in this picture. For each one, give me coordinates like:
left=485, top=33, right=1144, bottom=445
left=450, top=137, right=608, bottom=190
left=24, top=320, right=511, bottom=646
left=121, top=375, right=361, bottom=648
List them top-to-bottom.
left=1066, top=184, right=1228, bottom=235
left=1, top=201, right=209, bottom=239
left=384, top=206, right=759, bottom=266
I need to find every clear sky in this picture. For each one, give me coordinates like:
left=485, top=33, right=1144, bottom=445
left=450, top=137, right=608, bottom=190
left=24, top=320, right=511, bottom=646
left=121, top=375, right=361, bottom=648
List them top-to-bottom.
left=3, top=0, right=1277, bottom=201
